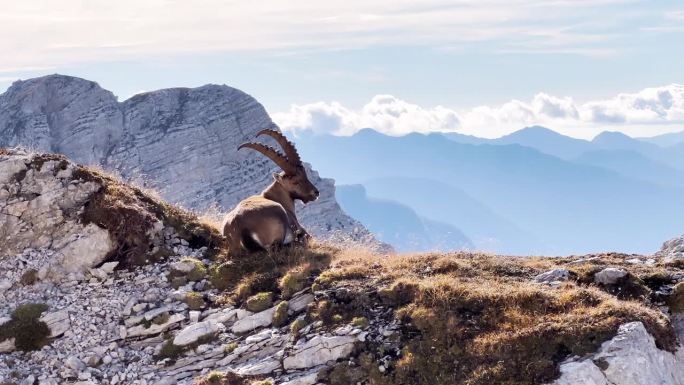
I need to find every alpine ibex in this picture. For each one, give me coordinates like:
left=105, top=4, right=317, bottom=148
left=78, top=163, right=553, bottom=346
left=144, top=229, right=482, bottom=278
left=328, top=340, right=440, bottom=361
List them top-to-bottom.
left=222, top=129, right=319, bottom=254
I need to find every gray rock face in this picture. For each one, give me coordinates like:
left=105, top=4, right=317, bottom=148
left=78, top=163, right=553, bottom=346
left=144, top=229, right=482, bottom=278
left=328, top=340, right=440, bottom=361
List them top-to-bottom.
left=0, top=75, right=384, bottom=250
left=0, top=149, right=115, bottom=277
left=659, top=234, right=684, bottom=265
left=550, top=322, right=684, bottom=385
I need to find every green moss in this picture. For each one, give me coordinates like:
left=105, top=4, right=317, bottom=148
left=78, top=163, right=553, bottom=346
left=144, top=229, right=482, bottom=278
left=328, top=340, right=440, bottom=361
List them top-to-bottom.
left=180, top=257, right=208, bottom=281
left=209, top=262, right=241, bottom=291
left=19, top=269, right=38, bottom=286
left=280, top=269, right=308, bottom=299
left=171, top=276, right=188, bottom=289
left=185, top=292, right=206, bottom=310
left=246, top=292, right=274, bottom=312
left=272, top=301, right=289, bottom=327
left=0, top=303, right=50, bottom=351
left=152, top=312, right=171, bottom=325
left=351, top=316, right=369, bottom=328
left=290, top=318, right=307, bottom=336
left=156, top=338, right=184, bottom=360
left=224, top=342, right=238, bottom=354
left=194, top=371, right=254, bottom=385
left=207, top=371, right=224, bottom=381
left=251, top=381, right=273, bottom=385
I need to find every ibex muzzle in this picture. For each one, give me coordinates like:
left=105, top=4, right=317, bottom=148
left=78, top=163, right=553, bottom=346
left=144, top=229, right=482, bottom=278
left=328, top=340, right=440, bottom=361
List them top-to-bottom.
left=222, top=129, right=318, bottom=254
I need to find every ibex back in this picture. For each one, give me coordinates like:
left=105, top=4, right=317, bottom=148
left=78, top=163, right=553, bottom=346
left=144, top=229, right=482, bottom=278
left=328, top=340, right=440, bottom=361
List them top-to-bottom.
left=222, top=129, right=319, bottom=254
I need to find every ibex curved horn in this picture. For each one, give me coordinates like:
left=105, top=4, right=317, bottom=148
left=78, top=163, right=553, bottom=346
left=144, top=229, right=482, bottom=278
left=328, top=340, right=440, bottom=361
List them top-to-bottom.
left=257, top=128, right=302, bottom=166
left=238, top=142, right=295, bottom=174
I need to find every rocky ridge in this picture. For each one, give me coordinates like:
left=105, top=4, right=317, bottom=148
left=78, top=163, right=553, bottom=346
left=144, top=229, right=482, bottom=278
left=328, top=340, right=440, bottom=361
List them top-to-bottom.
left=0, top=74, right=384, bottom=251
left=3, top=149, right=684, bottom=385
left=0, top=150, right=387, bottom=384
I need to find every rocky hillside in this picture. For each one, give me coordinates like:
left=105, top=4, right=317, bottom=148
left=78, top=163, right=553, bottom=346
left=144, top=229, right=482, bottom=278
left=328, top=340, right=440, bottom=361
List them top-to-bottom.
left=0, top=74, right=382, bottom=250
left=2, top=149, right=684, bottom=385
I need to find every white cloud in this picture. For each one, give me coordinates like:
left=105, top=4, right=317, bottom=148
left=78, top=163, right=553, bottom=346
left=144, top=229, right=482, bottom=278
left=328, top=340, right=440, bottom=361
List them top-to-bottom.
left=0, top=0, right=664, bottom=71
left=274, top=84, right=684, bottom=138
left=273, top=95, right=460, bottom=136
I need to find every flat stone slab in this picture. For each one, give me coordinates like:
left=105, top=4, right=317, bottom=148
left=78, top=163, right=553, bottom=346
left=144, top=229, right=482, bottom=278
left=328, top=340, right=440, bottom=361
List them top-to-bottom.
left=283, top=335, right=357, bottom=370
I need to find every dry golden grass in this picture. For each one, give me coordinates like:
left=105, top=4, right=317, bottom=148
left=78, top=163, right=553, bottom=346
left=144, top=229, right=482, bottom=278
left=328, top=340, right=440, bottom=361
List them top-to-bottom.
left=313, top=250, right=681, bottom=385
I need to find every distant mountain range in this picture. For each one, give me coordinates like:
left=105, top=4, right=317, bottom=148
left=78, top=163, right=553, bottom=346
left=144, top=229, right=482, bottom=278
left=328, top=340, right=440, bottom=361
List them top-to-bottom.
left=293, top=127, right=684, bottom=255
left=336, top=184, right=473, bottom=252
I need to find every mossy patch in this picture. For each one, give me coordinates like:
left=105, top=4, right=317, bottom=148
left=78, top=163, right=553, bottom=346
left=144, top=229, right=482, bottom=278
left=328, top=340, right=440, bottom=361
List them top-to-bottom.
left=209, top=243, right=334, bottom=302
left=179, top=257, right=207, bottom=282
left=279, top=266, right=310, bottom=299
left=19, top=269, right=38, bottom=286
left=185, top=292, right=206, bottom=310
left=246, top=292, right=274, bottom=312
left=272, top=301, right=289, bottom=327
left=0, top=303, right=50, bottom=351
left=152, top=312, right=171, bottom=325
left=352, top=316, right=369, bottom=328
left=290, top=318, right=307, bottom=336
left=156, top=338, right=184, bottom=361
left=224, top=342, right=238, bottom=354
left=193, top=371, right=263, bottom=385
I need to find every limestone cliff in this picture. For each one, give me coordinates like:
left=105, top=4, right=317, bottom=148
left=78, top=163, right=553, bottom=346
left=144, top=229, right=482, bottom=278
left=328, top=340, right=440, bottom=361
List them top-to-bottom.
left=0, top=74, right=383, bottom=251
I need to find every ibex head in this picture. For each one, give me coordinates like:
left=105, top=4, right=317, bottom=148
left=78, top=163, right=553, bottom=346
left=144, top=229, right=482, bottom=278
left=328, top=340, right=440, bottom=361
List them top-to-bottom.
left=239, top=129, right=320, bottom=203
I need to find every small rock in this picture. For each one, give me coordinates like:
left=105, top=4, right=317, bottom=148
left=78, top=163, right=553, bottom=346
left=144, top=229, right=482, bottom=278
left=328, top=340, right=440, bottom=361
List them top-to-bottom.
left=100, top=261, right=119, bottom=274
left=170, top=261, right=195, bottom=275
left=594, top=268, right=628, bottom=285
left=534, top=269, right=571, bottom=283
left=0, top=279, right=11, bottom=292
left=232, top=307, right=276, bottom=334
left=189, top=310, right=201, bottom=323
left=173, top=320, right=222, bottom=346
left=283, top=335, right=357, bottom=370
left=85, top=354, right=101, bottom=367
left=65, top=355, right=86, bottom=371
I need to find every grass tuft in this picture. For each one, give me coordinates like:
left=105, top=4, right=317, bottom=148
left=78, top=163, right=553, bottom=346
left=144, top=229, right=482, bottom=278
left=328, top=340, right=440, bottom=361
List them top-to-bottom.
left=0, top=303, right=51, bottom=351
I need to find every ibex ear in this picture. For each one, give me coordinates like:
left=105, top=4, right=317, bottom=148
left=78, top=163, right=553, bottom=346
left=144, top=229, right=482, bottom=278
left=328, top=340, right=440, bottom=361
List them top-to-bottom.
left=272, top=172, right=284, bottom=182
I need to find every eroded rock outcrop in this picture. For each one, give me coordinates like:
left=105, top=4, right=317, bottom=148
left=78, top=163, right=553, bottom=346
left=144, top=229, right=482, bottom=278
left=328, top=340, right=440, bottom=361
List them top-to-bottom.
left=0, top=74, right=385, bottom=251
left=0, top=149, right=221, bottom=281
left=0, top=150, right=115, bottom=279
left=659, top=234, right=684, bottom=265
left=552, top=322, right=684, bottom=385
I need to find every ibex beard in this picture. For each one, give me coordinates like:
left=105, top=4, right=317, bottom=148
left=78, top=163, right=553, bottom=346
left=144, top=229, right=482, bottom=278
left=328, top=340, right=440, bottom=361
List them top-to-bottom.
left=222, top=128, right=319, bottom=255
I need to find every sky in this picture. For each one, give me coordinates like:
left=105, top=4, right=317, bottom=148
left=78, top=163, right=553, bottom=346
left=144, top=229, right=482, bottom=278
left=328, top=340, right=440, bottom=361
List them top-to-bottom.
left=1, top=0, right=683, bottom=139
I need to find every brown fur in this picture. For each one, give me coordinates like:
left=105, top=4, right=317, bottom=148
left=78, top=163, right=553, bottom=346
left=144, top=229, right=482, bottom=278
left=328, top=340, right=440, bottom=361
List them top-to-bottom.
left=223, top=135, right=319, bottom=255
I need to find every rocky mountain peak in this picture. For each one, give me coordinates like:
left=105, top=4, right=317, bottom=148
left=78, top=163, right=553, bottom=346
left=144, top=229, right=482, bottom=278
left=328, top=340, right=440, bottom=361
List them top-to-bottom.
left=0, top=74, right=386, bottom=251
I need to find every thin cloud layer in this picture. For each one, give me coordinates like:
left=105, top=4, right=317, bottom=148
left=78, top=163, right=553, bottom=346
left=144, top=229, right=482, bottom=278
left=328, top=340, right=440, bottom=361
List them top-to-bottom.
left=0, top=0, right=678, bottom=71
left=273, top=84, right=684, bottom=138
